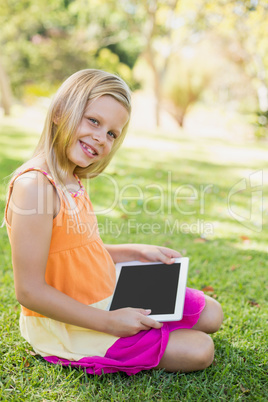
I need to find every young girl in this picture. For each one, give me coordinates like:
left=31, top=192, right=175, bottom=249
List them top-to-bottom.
left=4, top=69, right=223, bottom=376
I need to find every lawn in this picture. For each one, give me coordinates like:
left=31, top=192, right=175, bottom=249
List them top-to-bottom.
left=0, top=118, right=267, bottom=401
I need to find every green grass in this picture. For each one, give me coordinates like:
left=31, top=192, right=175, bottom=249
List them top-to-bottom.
left=0, top=120, right=267, bottom=401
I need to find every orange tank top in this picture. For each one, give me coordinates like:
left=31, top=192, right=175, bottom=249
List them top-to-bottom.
left=5, top=168, right=116, bottom=317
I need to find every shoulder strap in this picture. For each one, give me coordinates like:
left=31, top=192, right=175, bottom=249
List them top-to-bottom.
left=4, top=167, right=59, bottom=226
left=11, top=167, right=56, bottom=187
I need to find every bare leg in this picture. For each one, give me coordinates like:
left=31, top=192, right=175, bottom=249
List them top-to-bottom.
left=192, top=295, right=223, bottom=334
left=156, top=296, right=223, bottom=373
left=156, top=329, right=214, bottom=372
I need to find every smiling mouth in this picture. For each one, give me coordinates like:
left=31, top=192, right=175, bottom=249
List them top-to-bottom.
left=79, top=140, right=98, bottom=156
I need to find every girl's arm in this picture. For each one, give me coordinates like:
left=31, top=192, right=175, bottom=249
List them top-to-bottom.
left=9, top=173, right=162, bottom=337
left=104, top=243, right=181, bottom=264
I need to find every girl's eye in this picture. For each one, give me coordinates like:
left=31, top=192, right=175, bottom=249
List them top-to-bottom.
left=87, top=117, right=117, bottom=139
left=89, top=118, right=98, bottom=125
left=108, top=131, right=117, bottom=139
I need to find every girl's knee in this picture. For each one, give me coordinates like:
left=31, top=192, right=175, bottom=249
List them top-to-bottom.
left=199, top=296, right=224, bottom=334
left=210, top=299, right=224, bottom=333
left=158, top=330, right=215, bottom=372
left=195, top=334, right=214, bottom=369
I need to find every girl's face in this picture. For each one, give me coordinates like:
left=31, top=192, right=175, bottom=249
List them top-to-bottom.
left=66, top=95, right=129, bottom=173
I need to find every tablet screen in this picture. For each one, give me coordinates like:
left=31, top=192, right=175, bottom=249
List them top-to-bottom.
left=109, top=263, right=181, bottom=315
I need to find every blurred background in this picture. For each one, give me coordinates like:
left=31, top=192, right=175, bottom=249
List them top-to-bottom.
left=0, top=0, right=268, bottom=140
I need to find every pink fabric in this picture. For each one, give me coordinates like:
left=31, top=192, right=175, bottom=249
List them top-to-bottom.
left=44, top=287, right=205, bottom=376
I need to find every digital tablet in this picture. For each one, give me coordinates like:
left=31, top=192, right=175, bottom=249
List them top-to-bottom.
left=108, top=258, right=189, bottom=322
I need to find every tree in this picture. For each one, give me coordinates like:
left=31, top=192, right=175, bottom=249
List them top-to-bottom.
left=0, top=0, right=139, bottom=105
left=120, top=0, right=221, bottom=127
left=121, top=0, right=182, bottom=126
left=122, top=0, right=268, bottom=128
left=199, top=0, right=268, bottom=134
left=193, top=1, right=268, bottom=105
left=163, top=53, right=211, bottom=127
left=0, top=57, right=12, bottom=115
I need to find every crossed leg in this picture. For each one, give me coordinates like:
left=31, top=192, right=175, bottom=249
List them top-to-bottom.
left=156, top=296, right=223, bottom=373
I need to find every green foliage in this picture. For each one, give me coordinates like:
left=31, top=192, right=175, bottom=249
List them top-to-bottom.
left=0, top=0, right=140, bottom=99
left=1, top=0, right=268, bottom=132
left=198, top=1, right=268, bottom=114
left=107, top=38, right=142, bottom=70
left=95, top=48, right=136, bottom=90
left=0, top=119, right=267, bottom=400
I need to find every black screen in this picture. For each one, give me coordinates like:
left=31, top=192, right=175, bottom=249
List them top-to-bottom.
left=110, top=263, right=181, bottom=315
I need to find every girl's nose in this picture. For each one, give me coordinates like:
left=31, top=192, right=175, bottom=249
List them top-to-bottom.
left=92, top=129, right=106, bottom=145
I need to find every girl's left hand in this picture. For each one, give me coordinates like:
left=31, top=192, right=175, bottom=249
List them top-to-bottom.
left=104, top=243, right=182, bottom=265
left=137, top=244, right=182, bottom=265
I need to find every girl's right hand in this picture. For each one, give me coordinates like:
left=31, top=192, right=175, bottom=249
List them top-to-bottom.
left=106, top=308, right=163, bottom=337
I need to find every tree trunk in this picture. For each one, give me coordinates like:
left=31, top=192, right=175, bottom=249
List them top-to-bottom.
left=144, top=51, right=162, bottom=128
left=0, top=58, right=13, bottom=116
left=152, top=64, right=161, bottom=127
left=257, top=84, right=268, bottom=112
left=165, top=101, right=188, bottom=128
left=176, top=112, right=185, bottom=127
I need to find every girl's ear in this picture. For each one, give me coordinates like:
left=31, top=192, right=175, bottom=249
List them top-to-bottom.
left=52, top=107, right=62, bottom=125
left=53, top=115, right=60, bottom=125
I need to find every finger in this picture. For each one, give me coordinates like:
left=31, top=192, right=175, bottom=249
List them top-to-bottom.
left=160, top=246, right=182, bottom=257
left=158, top=248, right=182, bottom=263
left=164, top=251, right=182, bottom=259
left=157, top=253, right=176, bottom=265
left=164, top=257, right=176, bottom=265
left=137, top=308, right=151, bottom=316
left=137, top=309, right=163, bottom=328
left=141, top=315, right=163, bottom=329
left=139, top=323, right=152, bottom=331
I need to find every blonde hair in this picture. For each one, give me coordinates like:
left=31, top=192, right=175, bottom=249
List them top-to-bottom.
left=34, top=69, right=131, bottom=187
left=2, top=70, right=131, bottom=228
